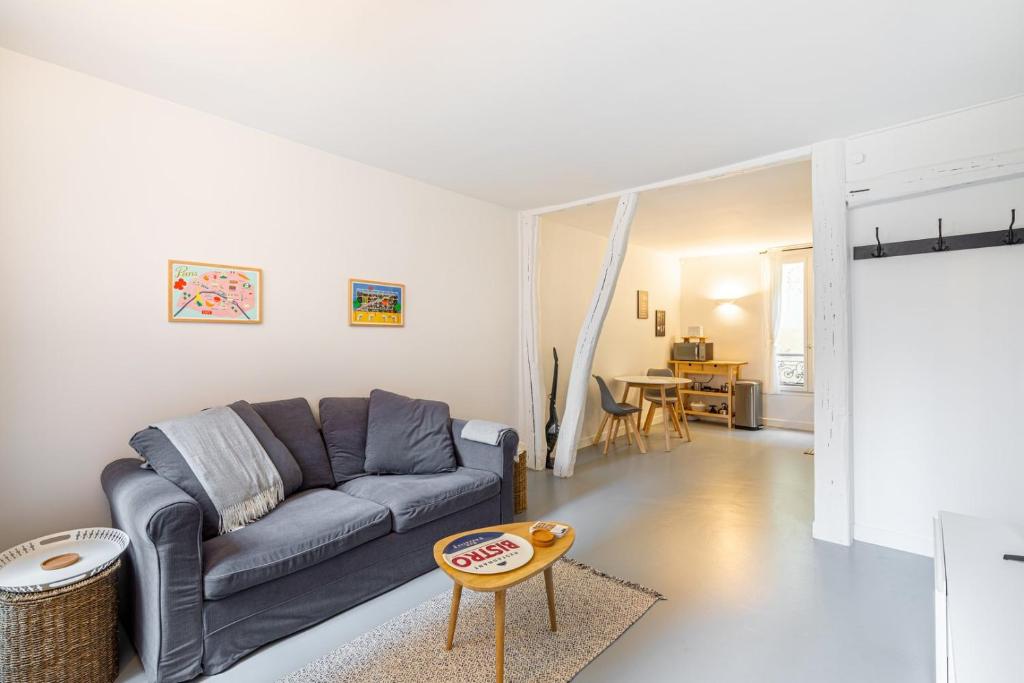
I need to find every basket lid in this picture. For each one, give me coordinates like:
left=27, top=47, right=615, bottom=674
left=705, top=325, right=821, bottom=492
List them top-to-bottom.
left=0, top=528, right=129, bottom=593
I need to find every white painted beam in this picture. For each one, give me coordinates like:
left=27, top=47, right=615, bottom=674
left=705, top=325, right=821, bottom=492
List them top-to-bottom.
left=810, top=139, right=853, bottom=546
left=526, top=146, right=810, bottom=216
left=845, top=147, right=1024, bottom=208
left=553, top=193, right=639, bottom=478
left=517, top=213, right=547, bottom=470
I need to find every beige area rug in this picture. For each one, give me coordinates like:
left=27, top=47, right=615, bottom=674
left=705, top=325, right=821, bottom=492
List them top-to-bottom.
left=279, top=558, right=664, bottom=683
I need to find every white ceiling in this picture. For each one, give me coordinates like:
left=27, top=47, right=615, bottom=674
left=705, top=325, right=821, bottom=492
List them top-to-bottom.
left=1, top=1, right=1021, bottom=209
left=545, top=160, right=811, bottom=258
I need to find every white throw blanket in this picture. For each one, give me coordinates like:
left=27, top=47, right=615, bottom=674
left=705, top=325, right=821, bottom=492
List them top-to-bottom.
left=155, top=406, right=284, bottom=534
left=460, top=419, right=514, bottom=446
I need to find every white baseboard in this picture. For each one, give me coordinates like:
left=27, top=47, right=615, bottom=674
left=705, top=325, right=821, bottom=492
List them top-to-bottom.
left=761, top=417, right=814, bottom=431
left=812, top=520, right=851, bottom=546
left=853, top=523, right=933, bottom=557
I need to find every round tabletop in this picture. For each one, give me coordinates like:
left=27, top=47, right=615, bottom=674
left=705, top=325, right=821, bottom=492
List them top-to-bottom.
left=614, top=375, right=693, bottom=386
left=433, top=522, right=575, bottom=592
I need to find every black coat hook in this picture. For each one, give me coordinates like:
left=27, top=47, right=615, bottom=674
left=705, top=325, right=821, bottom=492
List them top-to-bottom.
left=1003, top=209, right=1019, bottom=245
left=932, top=218, right=949, bottom=252
left=871, top=226, right=886, bottom=257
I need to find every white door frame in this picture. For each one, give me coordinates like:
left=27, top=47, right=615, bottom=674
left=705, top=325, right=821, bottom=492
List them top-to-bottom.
left=518, top=142, right=854, bottom=545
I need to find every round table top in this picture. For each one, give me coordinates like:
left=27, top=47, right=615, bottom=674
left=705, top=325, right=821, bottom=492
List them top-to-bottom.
left=614, top=375, right=693, bottom=386
left=433, top=521, right=575, bottom=592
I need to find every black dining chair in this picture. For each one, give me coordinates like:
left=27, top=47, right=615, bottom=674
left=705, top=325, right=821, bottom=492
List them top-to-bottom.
left=641, top=367, right=678, bottom=434
left=593, top=375, right=646, bottom=454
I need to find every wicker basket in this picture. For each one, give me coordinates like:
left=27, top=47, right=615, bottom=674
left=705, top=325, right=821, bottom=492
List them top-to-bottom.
left=514, top=447, right=528, bottom=514
left=0, top=561, right=120, bottom=683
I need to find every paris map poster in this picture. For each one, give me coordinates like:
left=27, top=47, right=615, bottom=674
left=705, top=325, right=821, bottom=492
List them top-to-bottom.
left=168, top=260, right=262, bottom=323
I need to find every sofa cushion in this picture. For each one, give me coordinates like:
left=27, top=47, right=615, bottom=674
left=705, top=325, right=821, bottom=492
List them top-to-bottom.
left=363, top=389, right=456, bottom=475
left=319, top=397, right=370, bottom=483
left=252, top=398, right=335, bottom=490
left=129, top=402, right=303, bottom=540
left=338, top=467, right=499, bottom=533
left=202, top=488, right=390, bottom=599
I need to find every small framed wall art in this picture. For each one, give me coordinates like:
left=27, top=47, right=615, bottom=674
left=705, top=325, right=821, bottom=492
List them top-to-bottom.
left=168, top=260, right=262, bottom=323
left=350, top=278, right=405, bottom=326
left=637, top=290, right=649, bottom=319
left=655, top=309, right=666, bottom=337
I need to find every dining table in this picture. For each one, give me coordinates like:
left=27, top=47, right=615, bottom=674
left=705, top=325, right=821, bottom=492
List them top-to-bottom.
left=613, top=375, right=693, bottom=452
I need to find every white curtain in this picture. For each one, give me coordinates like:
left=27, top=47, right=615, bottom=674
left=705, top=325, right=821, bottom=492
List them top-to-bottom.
left=761, top=250, right=783, bottom=394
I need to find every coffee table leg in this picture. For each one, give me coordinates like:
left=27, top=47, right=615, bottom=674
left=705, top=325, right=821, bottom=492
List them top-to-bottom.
left=544, top=567, right=557, bottom=631
left=446, top=583, right=462, bottom=650
left=495, top=590, right=506, bottom=683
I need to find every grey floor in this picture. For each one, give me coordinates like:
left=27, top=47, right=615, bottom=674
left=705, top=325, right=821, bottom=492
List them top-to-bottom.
left=117, top=423, right=934, bottom=682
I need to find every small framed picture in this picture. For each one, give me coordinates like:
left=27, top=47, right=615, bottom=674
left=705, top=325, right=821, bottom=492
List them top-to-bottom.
left=168, top=260, right=262, bottom=323
left=350, top=278, right=405, bottom=326
left=637, top=290, right=649, bottom=319
left=655, top=310, right=666, bottom=337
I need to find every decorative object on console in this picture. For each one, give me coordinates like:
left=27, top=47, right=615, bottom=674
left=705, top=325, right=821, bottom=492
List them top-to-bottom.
left=168, top=260, right=262, bottom=323
left=350, top=278, right=404, bottom=326
left=637, top=290, right=649, bottom=318
left=654, top=309, right=666, bottom=337
left=687, top=325, right=704, bottom=337
left=545, top=347, right=560, bottom=469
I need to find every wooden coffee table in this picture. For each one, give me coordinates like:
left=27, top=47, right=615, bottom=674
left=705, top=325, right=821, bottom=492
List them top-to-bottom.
left=432, top=521, right=575, bottom=683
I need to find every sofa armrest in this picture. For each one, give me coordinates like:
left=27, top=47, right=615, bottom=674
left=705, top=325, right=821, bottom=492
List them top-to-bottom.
left=450, top=419, right=519, bottom=523
left=102, top=459, right=204, bottom=683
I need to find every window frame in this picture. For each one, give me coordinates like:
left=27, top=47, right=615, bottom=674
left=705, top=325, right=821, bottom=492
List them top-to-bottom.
left=774, top=248, right=814, bottom=394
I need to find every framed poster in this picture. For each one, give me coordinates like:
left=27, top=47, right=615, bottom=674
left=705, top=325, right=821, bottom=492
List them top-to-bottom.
left=168, top=260, right=262, bottom=323
left=350, top=278, right=404, bottom=326
left=637, top=290, right=649, bottom=319
left=655, top=309, right=666, bottom=337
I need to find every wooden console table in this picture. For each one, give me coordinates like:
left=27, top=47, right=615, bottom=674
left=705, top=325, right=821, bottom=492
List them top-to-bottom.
left=668, top=360, right=748, bottom=429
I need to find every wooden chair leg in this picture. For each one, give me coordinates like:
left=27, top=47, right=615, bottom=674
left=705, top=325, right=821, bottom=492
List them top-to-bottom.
left=643, top=403, right=656, bottom=433
left=594, top=413, right=610, bottom=447
left=603, top=417, right=615, bottom=455
left=626, top=417, right=648, bottom=454
left=611, top=418, right=622, bottom=447
left=625, top=418, right=633, bottom=445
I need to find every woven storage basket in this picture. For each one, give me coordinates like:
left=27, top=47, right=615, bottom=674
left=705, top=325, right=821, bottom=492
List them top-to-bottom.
left=514, top=447, right=528, bottom=514
left=0, top=560, right=119, bottom=683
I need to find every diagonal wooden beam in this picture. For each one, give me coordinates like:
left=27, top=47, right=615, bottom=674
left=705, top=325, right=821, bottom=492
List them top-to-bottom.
left=553, top=192, right=639, bottom=477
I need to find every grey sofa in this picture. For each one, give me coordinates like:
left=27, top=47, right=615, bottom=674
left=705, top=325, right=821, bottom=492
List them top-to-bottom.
left=102, top=397, right=517, bottom=683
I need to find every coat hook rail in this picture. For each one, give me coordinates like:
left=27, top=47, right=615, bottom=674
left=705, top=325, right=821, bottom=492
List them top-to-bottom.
left=853, top=210, right=1021, bottom=260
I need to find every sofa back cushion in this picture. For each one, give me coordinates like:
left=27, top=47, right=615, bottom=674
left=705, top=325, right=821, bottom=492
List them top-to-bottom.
left=363, top=389, right=457, bottom=475
left=252, top=397, right=335, bottom=490
left=319, top=397, right=370, bottom=483
left=129, top=400, right=302, bottom=539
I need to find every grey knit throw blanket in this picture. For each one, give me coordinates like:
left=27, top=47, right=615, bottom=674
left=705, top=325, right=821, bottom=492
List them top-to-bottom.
left=155, top=406, right=284, bottom=534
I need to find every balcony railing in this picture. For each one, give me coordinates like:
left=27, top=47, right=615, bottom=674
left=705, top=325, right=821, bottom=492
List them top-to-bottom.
left=776, top=353, right=806, bottom=387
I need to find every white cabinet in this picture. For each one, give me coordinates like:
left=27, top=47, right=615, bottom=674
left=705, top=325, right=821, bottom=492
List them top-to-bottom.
left=935, top=512, right=1024, bottom=683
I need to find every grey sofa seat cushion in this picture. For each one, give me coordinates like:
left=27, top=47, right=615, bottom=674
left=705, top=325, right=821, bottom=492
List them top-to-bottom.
left=363, top=389, right=456, bottom=475
left=252, top=397, right=335, bottom=490
left=319, top=397, right=370, bottom=483
left=129, top=401, right=303, bottom=540
left=339, top=467, right=499, bottom=533
left=202, top=489, right=390, bottom=599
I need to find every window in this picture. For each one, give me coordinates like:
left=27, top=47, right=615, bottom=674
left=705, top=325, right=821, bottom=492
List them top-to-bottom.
left=769, top=249, right=813, bottom=392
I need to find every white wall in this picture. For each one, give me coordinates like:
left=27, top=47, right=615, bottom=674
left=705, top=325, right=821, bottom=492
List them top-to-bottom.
left=0, top=49, right=518, bottom=550
left=848, top=96, right=1024, bottom=556
left=538, top=219, right=681, bottom=447
left=679, top=252, right=814, bottom=430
